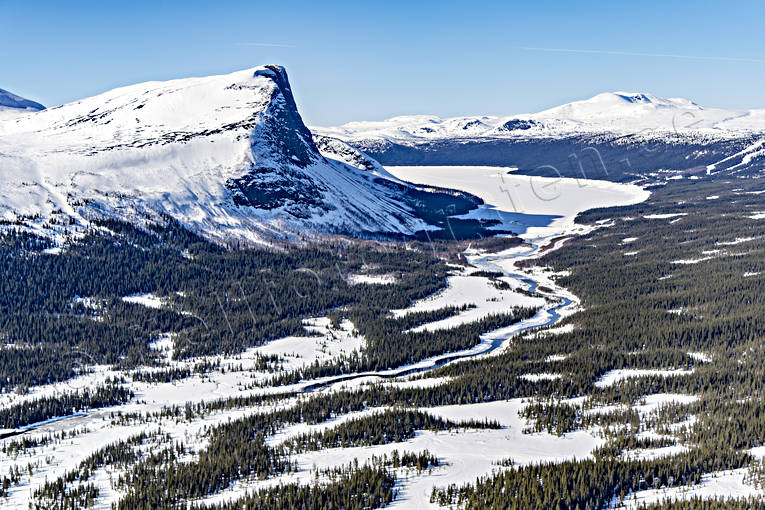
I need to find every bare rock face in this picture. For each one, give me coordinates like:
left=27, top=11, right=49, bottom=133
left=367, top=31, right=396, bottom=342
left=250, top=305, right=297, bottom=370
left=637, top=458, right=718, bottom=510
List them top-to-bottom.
left=228, top=66, right=329, bottom=214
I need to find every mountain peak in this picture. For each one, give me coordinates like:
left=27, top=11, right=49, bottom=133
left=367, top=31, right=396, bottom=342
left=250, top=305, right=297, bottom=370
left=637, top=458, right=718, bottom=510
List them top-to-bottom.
left=247, top=64, right=319, bottom=169
left=0, top=65, right=471, bottom=242
left=541, top=91, right=702, bottom=115
left=604, top=91, right=660, bottom=104
left=607, top=91, right=701, bottom=109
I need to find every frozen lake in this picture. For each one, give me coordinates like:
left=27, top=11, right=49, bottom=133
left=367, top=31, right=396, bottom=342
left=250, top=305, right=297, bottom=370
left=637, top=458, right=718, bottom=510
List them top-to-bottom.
left=386, top=166, right=650, bottom=238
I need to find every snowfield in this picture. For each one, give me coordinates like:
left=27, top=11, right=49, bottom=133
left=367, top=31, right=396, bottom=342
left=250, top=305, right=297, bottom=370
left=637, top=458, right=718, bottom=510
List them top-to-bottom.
left=717, top=236, right=758, bottom=246
left=671, top=256, right=715, bottom=264
left=392, top=272, right=544, bottom=332
left=347, top=273, right=397, bottom=285
left=121, top=293, right=165, bottom=309
left=594, top=369, right=695, bottom=388
left=520, top=373, right=562, bottom=382
left=275, top=400, right=603, bottom=510
left=617, top=469, right=760, bottom=509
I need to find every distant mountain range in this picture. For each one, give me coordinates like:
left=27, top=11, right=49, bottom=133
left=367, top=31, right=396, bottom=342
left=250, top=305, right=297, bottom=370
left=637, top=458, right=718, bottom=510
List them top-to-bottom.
left=314, top=92, right=765, bottom=181
left=317, top=92, right=765, bottom=141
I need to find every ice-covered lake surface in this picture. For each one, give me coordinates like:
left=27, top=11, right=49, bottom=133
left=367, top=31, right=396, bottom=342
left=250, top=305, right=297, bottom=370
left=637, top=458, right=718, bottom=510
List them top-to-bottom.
left=386, top=166, right=650, bottom=236
left=0, top=167, right=677, bottom=509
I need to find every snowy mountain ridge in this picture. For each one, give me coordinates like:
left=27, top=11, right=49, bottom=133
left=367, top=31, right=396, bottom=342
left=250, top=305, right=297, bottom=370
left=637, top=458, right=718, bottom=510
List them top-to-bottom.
left=0, top=66, right=481, bottom=244
left=313, top=91, right=765, bottom=181
left=314, top=91, right=765, bottom=143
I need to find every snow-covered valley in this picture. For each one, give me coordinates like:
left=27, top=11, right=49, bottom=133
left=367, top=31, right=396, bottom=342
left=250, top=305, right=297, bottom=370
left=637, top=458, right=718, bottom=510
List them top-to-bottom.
left=4, top=147, right=761, bottom=508
left=0, top=163, right=663, bottom=508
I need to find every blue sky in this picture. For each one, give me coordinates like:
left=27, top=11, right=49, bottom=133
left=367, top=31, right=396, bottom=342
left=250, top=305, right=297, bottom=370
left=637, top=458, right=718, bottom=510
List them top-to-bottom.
left=3, top=1, right=764, bottom=125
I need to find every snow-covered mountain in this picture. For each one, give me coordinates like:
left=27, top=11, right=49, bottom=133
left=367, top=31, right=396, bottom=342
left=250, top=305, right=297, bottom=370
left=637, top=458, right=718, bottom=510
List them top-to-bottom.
left=0, top=66, right=482, bottom=244
left=0, top=88, right=45, bottom=118
left=314, top=92, right=765, bottom=180
left=316, top=92, right=765, bottom=142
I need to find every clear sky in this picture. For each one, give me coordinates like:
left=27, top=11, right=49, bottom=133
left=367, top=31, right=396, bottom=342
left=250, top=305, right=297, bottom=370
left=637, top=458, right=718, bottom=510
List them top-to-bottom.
left=3, top=0, right=764, bottom=125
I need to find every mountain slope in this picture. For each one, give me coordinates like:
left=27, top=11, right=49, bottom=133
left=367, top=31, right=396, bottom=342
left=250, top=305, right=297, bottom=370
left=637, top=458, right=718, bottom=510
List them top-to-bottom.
left=0, top=66, right=483, bottom=244
left=0, top=88, right=44, bottom=118
left=314, top=92, right=765, bottom=180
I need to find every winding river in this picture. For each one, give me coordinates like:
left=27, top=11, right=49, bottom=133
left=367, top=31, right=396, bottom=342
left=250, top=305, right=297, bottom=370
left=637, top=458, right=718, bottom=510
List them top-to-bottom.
left=301, top=240, right=575, bottom=392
